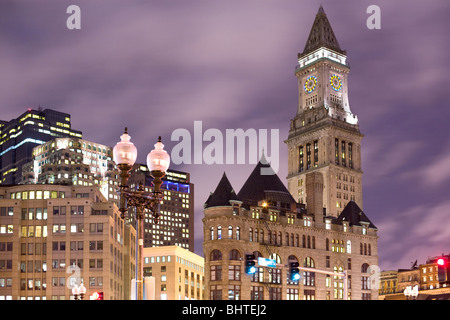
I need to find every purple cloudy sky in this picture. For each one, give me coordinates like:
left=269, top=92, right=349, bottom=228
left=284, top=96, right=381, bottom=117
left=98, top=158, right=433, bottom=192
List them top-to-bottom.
left=1, top=0, right=449, bottom=271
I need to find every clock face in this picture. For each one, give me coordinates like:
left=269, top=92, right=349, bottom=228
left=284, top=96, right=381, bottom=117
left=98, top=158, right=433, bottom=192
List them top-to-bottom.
left=330, top=74, right=342, bottom=91
left=304, top=76, right=317, bottom=93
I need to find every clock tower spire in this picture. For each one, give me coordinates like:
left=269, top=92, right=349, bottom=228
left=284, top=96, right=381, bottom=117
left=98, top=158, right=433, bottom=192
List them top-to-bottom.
left=286, top=6, right=363, bottom=218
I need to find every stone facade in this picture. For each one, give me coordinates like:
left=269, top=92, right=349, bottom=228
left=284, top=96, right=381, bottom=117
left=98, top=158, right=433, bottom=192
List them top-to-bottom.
left=202, top=6, right=379, bottom=301
left=0, top=184, right=136, bottom=300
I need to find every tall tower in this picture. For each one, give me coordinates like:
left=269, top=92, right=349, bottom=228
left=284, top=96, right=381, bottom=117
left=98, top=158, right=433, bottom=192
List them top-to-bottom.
left=286, top=6, right=363, bottom=217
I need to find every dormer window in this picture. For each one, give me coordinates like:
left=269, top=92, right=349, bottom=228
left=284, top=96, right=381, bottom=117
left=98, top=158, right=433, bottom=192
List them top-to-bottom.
left=325, top=219, right=331, bottom=230
left=362, top=226, right=367, bottom=235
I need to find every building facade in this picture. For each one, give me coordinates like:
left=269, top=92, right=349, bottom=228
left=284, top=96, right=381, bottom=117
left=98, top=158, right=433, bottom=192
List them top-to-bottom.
left=202, top=6, right=379, bottom=301
left=285, top=6, right=363, bottom=217
left=0, top=108, right=82, bottom=185
left=21, top=137, right=118, bottom=201
left=203, top=162, right=378, bottom=300
left=128, top=164, right=194, bottom=252
left=0, top=184, right=135, bottom=300
left=142, top=245, right=204, bottom=300
left=380, top=255, right=450, bottom=300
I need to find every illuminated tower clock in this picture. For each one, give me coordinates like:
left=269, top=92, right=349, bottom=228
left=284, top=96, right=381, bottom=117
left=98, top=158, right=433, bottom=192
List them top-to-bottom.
left=286, top=6, right=363, bottom=219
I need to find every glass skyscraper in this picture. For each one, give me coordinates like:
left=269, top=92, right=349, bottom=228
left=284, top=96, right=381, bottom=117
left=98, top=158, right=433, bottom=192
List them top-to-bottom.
left=0, top=108, right=82, bottom=185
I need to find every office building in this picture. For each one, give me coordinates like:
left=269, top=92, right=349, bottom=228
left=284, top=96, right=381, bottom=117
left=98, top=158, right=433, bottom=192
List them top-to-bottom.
left=0, top=108, right=82, bottom=185
left=21, top=137, right=118, bottom=201
left=128, top=164, right=194, bottom=252
left=0, top=184, right=136, bottom=300
left=142, top=245, right=204, bottom=300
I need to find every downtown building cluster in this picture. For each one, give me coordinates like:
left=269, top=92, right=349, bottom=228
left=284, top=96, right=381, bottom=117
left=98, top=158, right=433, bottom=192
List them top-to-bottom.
left=2, top=6, right=445, bottom=301
left=0, top=108, right=196, bottom=300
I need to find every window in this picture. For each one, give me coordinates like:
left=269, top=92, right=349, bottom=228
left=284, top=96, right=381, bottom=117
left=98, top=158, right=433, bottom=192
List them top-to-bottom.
left=335, top=139, right=339, bottom=165
left=313, top=140, right=319, bottom=167
left=341, top=141, right=346, bottom=166
left=306, top=143, right=311, bottom=170
left=348, top=143, right=353, bottom=168
left=299, top=146, right=304, bottom=172
left=217, top=226, right=222, bottom=240
left=228, top=226, right=233, bottom=239
left=346, top=240, right=352, bottom=254
left=229, top=249, right=240, bottom=261
left=210, top=250, right=222, bottom=261
left=228, top=265, right=241, bottom=281
left=210, top=266, right=222, bottom=281
left=210, top=285, right=222, bottom=300
left=228, top=285, right=240, bottom=300
left=251, top=286, right=263, bottom=300
left=269, top=287, right=281, bottom=300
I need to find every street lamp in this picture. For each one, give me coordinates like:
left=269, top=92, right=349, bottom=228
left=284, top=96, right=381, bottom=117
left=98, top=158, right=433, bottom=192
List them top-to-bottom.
left=113, top=128, right=170, bottom=300
left=72, top=283, right=87, bottom=300
left=403, top=285, right=419, bottom=300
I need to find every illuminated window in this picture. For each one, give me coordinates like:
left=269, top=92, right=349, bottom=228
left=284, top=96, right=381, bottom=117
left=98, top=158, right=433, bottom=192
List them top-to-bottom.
left=299, top=146, right=304, bottom=172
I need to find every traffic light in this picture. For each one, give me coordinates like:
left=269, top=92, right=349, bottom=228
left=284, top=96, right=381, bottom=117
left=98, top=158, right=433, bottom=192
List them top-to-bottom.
left=245, top=254, right=257, bottom=274
left=437, top=257, right=447, bottom=284
left=289, top=262, right=300, bottom=281
left=92, top=291, right=104, bottom=300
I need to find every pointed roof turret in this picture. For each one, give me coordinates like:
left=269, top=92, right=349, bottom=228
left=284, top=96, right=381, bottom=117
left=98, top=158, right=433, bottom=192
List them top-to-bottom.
left=299, top=5, right=346, bottom=58
left=237, top=161, right=296, bottom=206
left=204, top=172, right=240, bottom=208
left=336, top=201, right=377, bottom=229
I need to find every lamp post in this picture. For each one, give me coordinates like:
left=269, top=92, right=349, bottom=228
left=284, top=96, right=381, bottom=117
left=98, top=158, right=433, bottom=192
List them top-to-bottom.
left=113, top=128, right=170, bottom=300
left=72, top=283, right=87, bottom=300
left=403, top=285, right=419, bottom=300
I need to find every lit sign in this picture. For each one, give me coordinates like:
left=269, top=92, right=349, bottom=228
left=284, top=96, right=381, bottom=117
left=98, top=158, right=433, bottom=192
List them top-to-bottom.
left=258, top=257, right=276, bottom=268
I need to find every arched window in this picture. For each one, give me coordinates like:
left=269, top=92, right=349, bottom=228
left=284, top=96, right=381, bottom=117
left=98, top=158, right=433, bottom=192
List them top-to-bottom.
left=217, top=226, right=222, bottom=240
left=228, top=226, right=233, bottom=239
left=210, top=227, right=214, bottom=240
left=236, top=227, right=240, bottom=240
left=249, top=228, right=253, bottom=242
left=254, top=228, right=258, bottom=242
left=260, top=230, right=264, bottom=243
left=278, top=232, right=282, bottom=245
left=285, top=233, right=289, bottom=246
left=291, top=234, right=294, bottom=247
left=296, top=234, right=299, bottom=247
left=302, top=235, right=306, bottom=248
left=307, top=235, right=311, bottom=248
left=312, top=236, right=315, bottom=249
left=326, top=238, right=330, bottom=251
left=346, top=240, right=352, bottom=254
left=368, top=244, right=371, bottom=256
left=210, top=249, right=222, bottom=261
left=229, top=249, right=241, bottom=260
left=270, top=253, right=282, bottom=264
left=303, top=257, right=315, bottom=287
left=304, top=257, right=315, bottom=268
left=361, top=263, right=369, bottom=273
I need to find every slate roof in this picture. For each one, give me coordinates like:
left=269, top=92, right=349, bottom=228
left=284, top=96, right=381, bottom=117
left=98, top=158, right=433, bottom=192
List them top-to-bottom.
left=300, top=5, right=346, bottom=58
left=237, top=161, right=296, bottom=206
left=204, top=172, right=240, bottom=208
left=336, top=200, right=377, bottom=229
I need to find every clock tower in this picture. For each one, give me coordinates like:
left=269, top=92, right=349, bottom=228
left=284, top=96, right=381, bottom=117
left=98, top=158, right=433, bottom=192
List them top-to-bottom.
left=286, top=6, right=363, bottom=218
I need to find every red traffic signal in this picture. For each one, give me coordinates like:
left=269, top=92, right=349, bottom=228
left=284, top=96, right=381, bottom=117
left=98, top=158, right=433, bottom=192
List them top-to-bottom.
left=437, top=257, right=448, bottom=284
left=92, top=291, right=104, bottom=300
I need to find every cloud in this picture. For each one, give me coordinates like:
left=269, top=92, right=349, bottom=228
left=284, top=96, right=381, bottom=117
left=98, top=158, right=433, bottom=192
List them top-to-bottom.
left=377, top=199, right=450, bottom=270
